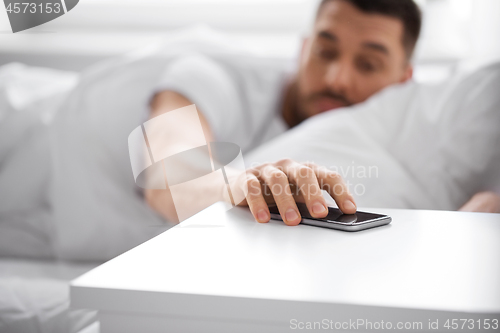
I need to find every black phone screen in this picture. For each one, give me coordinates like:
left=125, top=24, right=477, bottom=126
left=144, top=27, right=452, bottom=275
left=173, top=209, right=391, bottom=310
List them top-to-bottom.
left=269, top=202, right=387, bottom=224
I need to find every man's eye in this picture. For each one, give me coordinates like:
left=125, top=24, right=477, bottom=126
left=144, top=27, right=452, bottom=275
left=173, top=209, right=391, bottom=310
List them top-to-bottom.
left=315, top=47, right=338, bottom=60
left=357, top=60, right=377, bottom=73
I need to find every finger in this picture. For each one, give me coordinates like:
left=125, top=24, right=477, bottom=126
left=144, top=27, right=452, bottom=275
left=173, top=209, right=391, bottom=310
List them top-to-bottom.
left=279, top=160, right=328, bottom=219
left=305, top=163, right=357, bottom=214
left=259, top=165, right=301, bottom=226
left=244, top=173, right=270, bottom=223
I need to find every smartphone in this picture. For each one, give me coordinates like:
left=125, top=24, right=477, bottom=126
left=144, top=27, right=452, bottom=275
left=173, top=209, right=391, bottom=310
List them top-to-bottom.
left=269, top=202, right=391, bottom=232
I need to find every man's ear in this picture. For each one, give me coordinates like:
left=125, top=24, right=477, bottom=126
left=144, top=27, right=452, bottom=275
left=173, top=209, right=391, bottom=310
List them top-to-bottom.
left=400, top=64, right=413, bottom=83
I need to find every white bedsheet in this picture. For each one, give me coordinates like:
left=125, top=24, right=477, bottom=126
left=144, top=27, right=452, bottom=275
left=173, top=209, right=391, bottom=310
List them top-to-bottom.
left=0, top=259, right=98, bottom=333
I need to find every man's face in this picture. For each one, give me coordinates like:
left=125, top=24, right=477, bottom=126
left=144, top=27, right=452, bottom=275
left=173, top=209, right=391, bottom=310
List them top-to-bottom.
left=295, top=0, right=413, bottom=119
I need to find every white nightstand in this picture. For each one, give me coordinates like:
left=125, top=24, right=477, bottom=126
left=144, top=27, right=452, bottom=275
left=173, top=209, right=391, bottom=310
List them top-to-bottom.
left=71, top=203, right=500, bottom=332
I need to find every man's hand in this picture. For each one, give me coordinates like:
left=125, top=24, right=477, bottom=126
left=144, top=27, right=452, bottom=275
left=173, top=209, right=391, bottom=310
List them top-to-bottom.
left=147, top=91, right=356, bottom=225
left=237, top=159, right=357, bottom=225
left=459, top=191, right=500, bottom=213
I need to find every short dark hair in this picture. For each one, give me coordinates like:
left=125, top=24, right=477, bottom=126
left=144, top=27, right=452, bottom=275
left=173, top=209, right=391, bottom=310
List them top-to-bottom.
left=317, top=0, right=422, bottom=59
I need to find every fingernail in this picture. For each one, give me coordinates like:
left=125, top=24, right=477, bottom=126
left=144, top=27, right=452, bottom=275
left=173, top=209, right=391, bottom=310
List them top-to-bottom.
left=343, top=200, right=356, bottom=211
left=312, top=202, right=327, bottom=215
left=285, top=208, right=299, bottom=222
left=257, top=209, right=268, bottom=222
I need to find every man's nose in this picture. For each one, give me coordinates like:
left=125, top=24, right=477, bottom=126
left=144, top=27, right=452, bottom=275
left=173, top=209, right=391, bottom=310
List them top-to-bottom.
left=325, top=62, right=353, bottom=95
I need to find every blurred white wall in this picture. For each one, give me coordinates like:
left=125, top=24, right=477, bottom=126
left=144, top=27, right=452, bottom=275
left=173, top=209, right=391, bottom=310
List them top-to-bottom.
left=0, top=0, right=317, bottom=70
left=1, top=0, right=499, bottom=81
left=415, top=0, right=500, bottom=60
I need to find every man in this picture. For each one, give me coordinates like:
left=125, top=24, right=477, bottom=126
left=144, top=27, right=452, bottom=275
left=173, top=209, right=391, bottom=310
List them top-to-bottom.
left=146, top=0, right=499, bottom=224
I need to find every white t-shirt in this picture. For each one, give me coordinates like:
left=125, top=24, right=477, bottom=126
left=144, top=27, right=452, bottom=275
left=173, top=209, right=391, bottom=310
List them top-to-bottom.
left=154, top=53, right=290, bottom=153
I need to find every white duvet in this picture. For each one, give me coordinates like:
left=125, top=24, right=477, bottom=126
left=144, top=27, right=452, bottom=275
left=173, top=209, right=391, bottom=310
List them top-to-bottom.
left=0, top=27, right=500, bottom=333
left=246, top=62, right=500, bottom=210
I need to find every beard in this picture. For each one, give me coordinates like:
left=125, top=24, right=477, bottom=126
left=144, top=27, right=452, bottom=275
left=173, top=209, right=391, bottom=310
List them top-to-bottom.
left=284, top=80, right=355, bottom=128
left=305, top=89, right=354, bottom=113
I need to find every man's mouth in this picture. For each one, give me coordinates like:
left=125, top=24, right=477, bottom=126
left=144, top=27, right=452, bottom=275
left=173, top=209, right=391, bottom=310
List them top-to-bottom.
left=314, top=96, right=348, bottom=113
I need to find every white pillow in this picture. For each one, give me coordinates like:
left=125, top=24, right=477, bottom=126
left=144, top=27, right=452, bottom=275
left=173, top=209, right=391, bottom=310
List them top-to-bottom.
left=246, top=62, right=500, bottom=210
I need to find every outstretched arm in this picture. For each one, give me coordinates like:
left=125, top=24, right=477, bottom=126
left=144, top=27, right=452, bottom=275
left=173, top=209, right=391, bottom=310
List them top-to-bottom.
left=146, top=90, right=215, bottom=223
left=147, top=90, right=357, bottom=224
left=459, top=191, right=500, bottom=213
